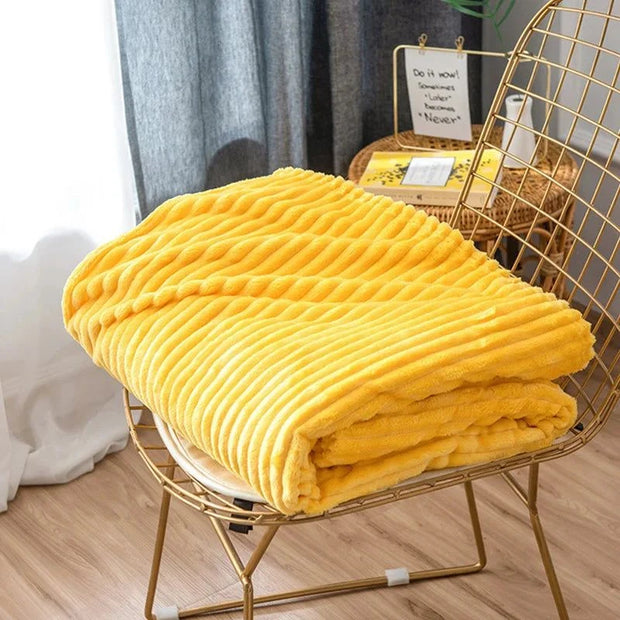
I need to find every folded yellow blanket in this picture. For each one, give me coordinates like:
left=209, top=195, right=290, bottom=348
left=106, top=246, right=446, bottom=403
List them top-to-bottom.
left=63, top=168, right=594, bottom=515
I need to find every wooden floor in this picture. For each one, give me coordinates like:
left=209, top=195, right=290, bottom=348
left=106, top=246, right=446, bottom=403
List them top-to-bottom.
left=1, top=412, right=619, bottom=620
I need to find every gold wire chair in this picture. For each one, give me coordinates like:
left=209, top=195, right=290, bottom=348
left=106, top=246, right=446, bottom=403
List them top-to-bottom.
left=124, top=1, right=619, bottom=618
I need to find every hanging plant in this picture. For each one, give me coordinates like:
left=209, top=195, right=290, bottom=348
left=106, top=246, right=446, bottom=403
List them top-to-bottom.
left=441, top=0, right=516, bottom=43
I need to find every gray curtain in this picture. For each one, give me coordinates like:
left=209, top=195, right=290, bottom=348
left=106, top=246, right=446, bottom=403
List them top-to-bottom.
left=115, top=0, right=480, bottom=218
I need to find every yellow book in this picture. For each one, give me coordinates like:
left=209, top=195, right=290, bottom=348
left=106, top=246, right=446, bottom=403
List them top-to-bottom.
left=358, top=148, right=503, bottom=209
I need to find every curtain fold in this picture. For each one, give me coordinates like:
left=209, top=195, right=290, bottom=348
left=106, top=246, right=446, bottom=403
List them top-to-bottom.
left=115, top=0, right=480, bottom=217
left=0, top=1, right=136, bottom=511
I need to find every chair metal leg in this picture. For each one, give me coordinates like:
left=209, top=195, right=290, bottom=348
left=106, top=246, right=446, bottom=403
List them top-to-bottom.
left=528, top=464, right=569, bottom=620
left=502, top=465, right=569, bottom=618
left=145, top=467, right=175, bottom=620
left=464, top=480, right=487, bottom=570
left=164, top=482, right=486, bottom=618
left=208, top=519, right=278, bottom=619
left=241, top=578, right=253, bottom=620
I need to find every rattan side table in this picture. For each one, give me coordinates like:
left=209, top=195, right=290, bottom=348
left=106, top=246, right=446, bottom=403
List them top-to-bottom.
left=348, top=127, right=578, bottom=294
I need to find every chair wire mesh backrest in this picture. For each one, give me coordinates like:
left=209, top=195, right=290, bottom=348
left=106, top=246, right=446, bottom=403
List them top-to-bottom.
left=452, top=0, right=619, bottom=446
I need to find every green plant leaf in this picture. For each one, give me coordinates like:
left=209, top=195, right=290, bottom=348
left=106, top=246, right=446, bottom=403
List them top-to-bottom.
left=440, top=0, right=514, bottom=47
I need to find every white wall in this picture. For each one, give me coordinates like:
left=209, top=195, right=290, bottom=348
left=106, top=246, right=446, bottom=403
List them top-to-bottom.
left=481, top=1, right=547, bottom=118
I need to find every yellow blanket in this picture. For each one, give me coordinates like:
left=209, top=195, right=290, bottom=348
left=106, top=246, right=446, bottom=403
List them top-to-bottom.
left=63, top=168, right=594, bottom=515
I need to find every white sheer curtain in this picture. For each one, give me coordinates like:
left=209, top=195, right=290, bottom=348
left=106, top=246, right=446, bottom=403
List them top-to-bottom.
left=0, top=1, right=136, bottom=511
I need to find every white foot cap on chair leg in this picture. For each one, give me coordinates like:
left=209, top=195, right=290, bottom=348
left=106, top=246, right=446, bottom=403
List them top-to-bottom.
left=385, top=567, right=410, bottom=586
left=154, top=605, right=179, bottom=620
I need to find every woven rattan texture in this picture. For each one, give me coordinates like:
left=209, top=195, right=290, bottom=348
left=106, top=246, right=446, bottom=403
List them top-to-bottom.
left=348, top=127, right=577, bottom=241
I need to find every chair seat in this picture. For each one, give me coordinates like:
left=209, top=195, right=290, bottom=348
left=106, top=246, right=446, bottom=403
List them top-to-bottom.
left=153, top=412, right=265, bottom=503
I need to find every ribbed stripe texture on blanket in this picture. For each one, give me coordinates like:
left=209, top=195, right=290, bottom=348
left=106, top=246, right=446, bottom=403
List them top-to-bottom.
left=63, top=168, right=594, bottom=515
